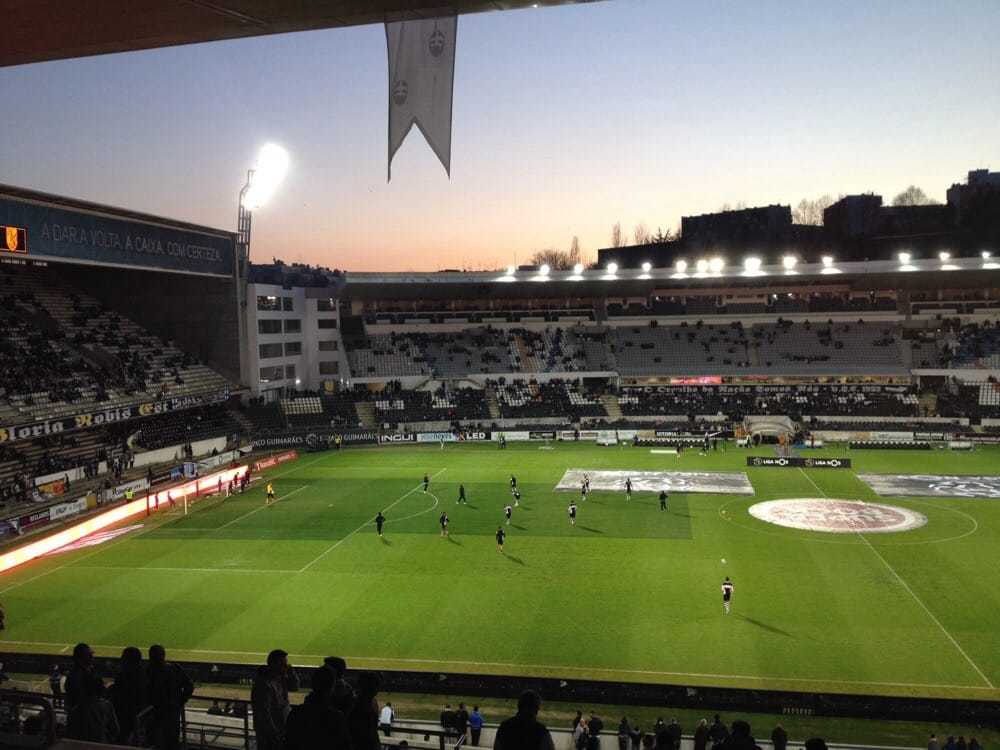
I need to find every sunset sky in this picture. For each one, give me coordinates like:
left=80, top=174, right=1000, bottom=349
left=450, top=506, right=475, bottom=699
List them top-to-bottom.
left=1, top=0, right=997, bottom=271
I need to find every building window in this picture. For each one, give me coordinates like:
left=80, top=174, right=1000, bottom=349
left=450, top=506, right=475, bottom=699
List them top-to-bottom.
left=256, top=295, right=281, bottom=311
left=282, top=296, right=294, bottom=312
left=317, top=298, right=335, bottom=312
left=318, top=318, right=338, bottom=330
left=258, top=319, right=282, bottom=335
left=284, top=319, right=302, bottom=334
left=318, top=340, right=339, bottom=352
left=284, top=341, right=302, bottom=356
left=258, top=343, right=284, bottom=359
left=319, top=361, right=339, bottom=375
left=284, top=364, right=297, bottom=380
left=259, top=365, right=284, bottom=382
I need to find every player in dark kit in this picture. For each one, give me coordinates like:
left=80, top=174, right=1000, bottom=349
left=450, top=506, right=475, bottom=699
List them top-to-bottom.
left=423, top=474, right=430, bottom=493
left=510, top=475, right=517, bottom=492
left=625, top=477, right=633, bottom=502
left=458, top=484, right=466, bottom=504
left=513, top=488, right=521, bottom=506
left=659, top=489, right=668, bottom=511
left=568, top=501, right=577, bottom=525
left=504, top=503, right=513, bottom=525
left=375, top=512, right=385, bottom=537
left=439, top=512, right=449, bottom=537
left=495, top=526, right=505, bottom=553
left=722, top=577, right=734, bottom=614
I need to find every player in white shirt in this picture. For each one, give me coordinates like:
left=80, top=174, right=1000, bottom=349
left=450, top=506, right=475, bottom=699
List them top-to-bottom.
left=568, top=501, right=577, bottom=525
left=504, top=503, right=513, bottom=525
left=721, top=577, right=734, bottom=614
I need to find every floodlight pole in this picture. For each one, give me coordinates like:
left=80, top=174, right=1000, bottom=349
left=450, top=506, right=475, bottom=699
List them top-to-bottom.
left=235, top=168, right=255, bottom=392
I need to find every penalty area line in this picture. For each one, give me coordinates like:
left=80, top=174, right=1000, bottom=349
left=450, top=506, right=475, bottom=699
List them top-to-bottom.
left=296, top=468, right=446, bottom=573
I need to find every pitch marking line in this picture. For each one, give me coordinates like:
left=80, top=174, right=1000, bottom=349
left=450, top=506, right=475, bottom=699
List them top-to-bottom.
left=297, top=468, right=446, bottom=573
left=799, top=468, right=995, bottom=689
left=214, top=486, right=308, bottom=530
left=0, top=638, right=993, bottom=692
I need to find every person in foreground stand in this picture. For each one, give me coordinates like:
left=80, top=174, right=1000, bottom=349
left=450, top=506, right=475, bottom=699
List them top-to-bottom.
left=146, top=644, right=193, bottom=750
left=252, top=648, right=299, bottom=750
left=284, top=666, right=351, bottom=750
left=494, top=689, right=555, bottom=750
left=469, top=705, right=484, bottom=746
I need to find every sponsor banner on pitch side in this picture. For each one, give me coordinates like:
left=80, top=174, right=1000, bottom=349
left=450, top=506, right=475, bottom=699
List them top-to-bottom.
left=456, top=430, right=490, bottom=441
left=529, top=430, right=556, bottom=440
left=492, top=431, right=530, bottom=442
left=417, top=432, right=458, bottom=443
left=379, top=433, right=417, bottom=444
left=253, top=450, right=299, bottom=472
left=746, top=456, right=852, bottom=469
left=109, top=478, right=150, bottom=501
left=50, top=498, right=88, bottom=521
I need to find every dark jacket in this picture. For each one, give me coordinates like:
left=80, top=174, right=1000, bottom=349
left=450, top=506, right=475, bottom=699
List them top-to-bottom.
left=111, top=665, right=149, bottom=744
left=285, top=692, right=352, bottom=750
left=348, top=695, right=380, bottom=750
left=494, top=712, right=557, bottom=750
left=771, top=727, right=788, bottom=750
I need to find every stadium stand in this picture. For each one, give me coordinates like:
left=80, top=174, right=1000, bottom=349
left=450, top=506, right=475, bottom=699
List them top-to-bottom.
left=0, top=264, right=231, bottom=424
left=493, top=379, right=607, bottom=420
left=368, top=384, right=490, bottom=425
left=133, top=404, right=241, bottom=450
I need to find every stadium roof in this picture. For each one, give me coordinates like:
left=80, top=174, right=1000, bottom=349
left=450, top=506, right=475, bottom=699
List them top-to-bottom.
left=2, top=1, right=603, bottom=67
left=340, top=258, right=1000, bottom=300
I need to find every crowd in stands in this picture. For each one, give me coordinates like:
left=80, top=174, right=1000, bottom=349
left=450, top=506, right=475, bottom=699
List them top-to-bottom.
left=0, top=264, right=231, bottom=425
left=610, top=291, right=897, bottom=318
left=941, top=319, right=1000, bottom=368
left=493, top=379, right=607, bottom=421
left=365, top=381, right=490, bottom=426
left=134, top=405, right=242, bottom=451
left=32, top=644, right=850, bottom=750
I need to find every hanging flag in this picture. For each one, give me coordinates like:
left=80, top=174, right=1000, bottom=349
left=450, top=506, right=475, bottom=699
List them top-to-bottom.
left=386, top=15, right=457, bottom=180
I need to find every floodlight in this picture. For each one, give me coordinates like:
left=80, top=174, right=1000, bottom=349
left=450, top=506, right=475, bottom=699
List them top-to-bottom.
left=242, top=143, right=289, bottom=211
left=939, top=251, right=951, bottom=261
left=983, top=251, right=993, bottom=260
left=898, top=252, right=912, bottom=264
left=782, top=255, right=798, bottom=270
left=822, top=256, right=834, bottom=267
left=709, top=257, right=725, bottom=274
left=743, top=257, right=762, bottom=272
left=675, top=259, right=688, bottom=273
left=695, top=259, right=709, bottom=274
left=607, top=262, right=618, bottom=274
left=641, top=262, right=652, bottom=273
left=573, top=263, right=584, bottom=275
left=539, top=264, right=551, bottom=276
left=506, top=265, right=516, bottom=276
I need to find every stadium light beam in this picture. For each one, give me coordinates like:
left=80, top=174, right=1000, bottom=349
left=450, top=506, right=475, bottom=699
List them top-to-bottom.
left=241, top=143, right=290, bottom=212
left=782, top=255, right=798, bottom=274
left=820, top=255, right=841, bottom=275
left=742, top=256, right=763, bottom=276
left=709, top=257, right=725, bottom=275
left=695, top=259, right=710, bottom=277
left=606, top=262, right=618, bottom=274
left=641, top=262, right=652, bottom=273
left=573, top=263, right=584, bottom=275
left=539, top=264, right=551, bottom=276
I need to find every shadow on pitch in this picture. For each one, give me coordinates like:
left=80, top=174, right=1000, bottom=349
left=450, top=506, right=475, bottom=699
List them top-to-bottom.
left=511, top=524, right=527, bottom=530
left=578, top=526, right=604, bottom=534
left=446, top=536, right=462, bottom=546
left=380, top=538, right=393, bottom=546
left=505, top=554, right=525, bottom=565
left=736, top=614, right=792, bottom=637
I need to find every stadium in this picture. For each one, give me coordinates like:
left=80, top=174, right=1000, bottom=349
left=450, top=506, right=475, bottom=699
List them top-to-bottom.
left=2, top=2, right=1000, bottom=749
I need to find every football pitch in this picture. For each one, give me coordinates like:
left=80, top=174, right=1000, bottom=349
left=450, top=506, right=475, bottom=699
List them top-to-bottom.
left=4, top=442, right=1000, bottom=701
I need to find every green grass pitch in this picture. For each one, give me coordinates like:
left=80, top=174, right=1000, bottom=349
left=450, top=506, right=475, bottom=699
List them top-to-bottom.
left=3, top=443, right=1000, bottom=701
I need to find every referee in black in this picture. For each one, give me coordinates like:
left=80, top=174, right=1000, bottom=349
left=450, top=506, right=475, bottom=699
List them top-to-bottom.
left=659, top=489, right=668, bottom=511
left=375, top=511, right=385, bottom=537
left=495, top=526, right=505, bottom=553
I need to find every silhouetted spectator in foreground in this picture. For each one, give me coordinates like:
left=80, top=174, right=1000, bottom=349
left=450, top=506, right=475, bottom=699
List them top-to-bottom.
left=65, top=643, right=96, bottom=740
left=147, top=644, right=193, bottom=750
left=111, top=646, right=148, bottom=745
left=253, top=649, right=299, bottom=750
left=324, top=656, right=355, bottom=715
left=284, top=666, right=352, bottom=750
left=348, top=670, right=381, bottom=750
left=85, top=678, right=120, bottom=743
left=493, top=690, right=556, bottom=750
left=694, top=719, right=709, bottom=750
left=722, top=720, right=760, bottom=750
left=771, top=724, right=788, bottom=750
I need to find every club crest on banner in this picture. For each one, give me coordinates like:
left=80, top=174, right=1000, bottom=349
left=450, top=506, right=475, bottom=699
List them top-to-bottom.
left=385, top=15, right=457, bottom=180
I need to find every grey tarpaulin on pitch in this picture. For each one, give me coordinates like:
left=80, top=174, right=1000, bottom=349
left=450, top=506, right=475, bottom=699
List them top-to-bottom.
left=386, top=15, right=457, bottom=180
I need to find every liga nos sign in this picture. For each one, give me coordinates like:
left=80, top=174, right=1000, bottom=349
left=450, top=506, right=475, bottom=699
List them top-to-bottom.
left=746, top=456, right=852, bottom=469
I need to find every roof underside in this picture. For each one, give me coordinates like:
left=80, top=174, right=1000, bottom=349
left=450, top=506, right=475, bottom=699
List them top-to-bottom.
left=3, top=0, right=601, bottom=67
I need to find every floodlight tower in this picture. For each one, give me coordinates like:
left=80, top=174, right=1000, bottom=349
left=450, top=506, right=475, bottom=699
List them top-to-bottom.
left=235, top=144, right=290, bottom=389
